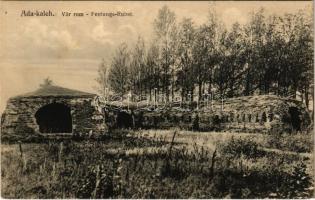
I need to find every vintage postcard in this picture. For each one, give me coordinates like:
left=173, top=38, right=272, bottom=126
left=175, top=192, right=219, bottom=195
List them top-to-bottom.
left=0, top=1, right=314, bottom=199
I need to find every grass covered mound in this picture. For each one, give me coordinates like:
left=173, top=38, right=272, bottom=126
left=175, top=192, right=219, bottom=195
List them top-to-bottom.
left=13, top=85, right=95, bottom=98
left=1, top=130, right=314, bottom=198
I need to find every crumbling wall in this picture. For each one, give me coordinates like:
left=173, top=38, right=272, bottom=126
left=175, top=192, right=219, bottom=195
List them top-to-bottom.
left=3, top=94, right=308, bottom=139
left=104, top=95, right=311, bottom=133
left=1, top=96, right=106, bottom=139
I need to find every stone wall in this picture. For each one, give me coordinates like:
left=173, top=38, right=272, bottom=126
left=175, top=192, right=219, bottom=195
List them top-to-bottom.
left=1, top=94, right=311, bottom=139
left=104, top=95, right=312, bottom=133
left=1, top=96, right=106, bottom=138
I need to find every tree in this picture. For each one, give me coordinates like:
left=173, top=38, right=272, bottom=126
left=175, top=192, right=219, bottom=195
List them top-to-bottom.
left=98, top=5, right=313, bottom=107
left=153, top=5, right=177, bottom=101
left=243, top=9, right=267, bottom=96
left=198, top=10, right=223, bottom=99
left=285, top=10, right=313, bottom=107
left=176, top=18, right=195, bottom=101
left=219, top=22, right=247, bottom=98
left=193, top=24, right=215, bottom=101
left=213, top=29, right=228, bottom=98
left=129, top=36, right=146, bottom=97
left=108, top=43, right=130, bottom=97
left=146, top=43, right=160, bottom=101
left=95, top=59, right=110, bottom=97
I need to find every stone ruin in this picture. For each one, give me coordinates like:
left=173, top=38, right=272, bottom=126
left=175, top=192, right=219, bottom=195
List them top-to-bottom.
left=1, top=85, right=106, bottom=140
left=0, top=86, right=312, bottom=141
left=104, top=95, right=312, bottom=134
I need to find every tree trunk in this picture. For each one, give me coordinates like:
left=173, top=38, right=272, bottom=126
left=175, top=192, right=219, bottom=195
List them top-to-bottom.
left=208, top=68, right=212, bottom=94
left=198, top=81, right=202, bottom=102
left=305, top=85, right=309, bottom=109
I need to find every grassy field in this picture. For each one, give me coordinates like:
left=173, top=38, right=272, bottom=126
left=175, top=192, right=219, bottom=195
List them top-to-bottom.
left=1, top=129, right=314, bottom=198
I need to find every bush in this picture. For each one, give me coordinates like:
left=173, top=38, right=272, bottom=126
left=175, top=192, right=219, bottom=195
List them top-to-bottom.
left=212, top=115, right=222, bottom=131
left=266, top=133, right=313, bottom=153
left=218, top=136, right=265, bottom=159
left=271, top=162, right=313, bottom=198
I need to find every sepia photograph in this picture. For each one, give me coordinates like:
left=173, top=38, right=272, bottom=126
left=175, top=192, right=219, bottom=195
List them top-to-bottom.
left=0, top=1, right=314, bottom=198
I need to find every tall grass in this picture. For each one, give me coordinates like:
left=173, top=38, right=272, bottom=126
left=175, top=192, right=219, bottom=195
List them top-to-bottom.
left=1, top=130, right=313, bottom=198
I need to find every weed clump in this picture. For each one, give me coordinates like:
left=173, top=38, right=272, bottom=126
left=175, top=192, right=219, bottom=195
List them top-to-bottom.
left=266, top=133, right=313, bottom=153
left=218, top=136, right=265, bottom=159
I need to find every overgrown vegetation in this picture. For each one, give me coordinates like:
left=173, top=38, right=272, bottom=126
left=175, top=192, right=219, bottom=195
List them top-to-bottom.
left=1, top=130, right=313, bottom=198
left=265, top=132, right=313, bottom=153
left=218, top=136, right=266, bottom=159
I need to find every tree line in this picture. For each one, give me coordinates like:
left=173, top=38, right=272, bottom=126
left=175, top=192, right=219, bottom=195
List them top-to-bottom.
left=96, top=6, right=313, bottom=109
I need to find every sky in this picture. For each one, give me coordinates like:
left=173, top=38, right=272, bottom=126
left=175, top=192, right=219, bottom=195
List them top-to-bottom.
left=0, top=1, right=312, bottom=112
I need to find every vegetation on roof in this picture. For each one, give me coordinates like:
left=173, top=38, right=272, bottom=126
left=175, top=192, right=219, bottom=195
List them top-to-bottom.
left=13, top=78, right=95, bottom=98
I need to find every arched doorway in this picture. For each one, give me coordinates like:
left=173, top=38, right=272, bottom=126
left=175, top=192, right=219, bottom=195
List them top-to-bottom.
left=35, top=103, right=72, bottom=133
left=116, top=111, right=133, bottom=129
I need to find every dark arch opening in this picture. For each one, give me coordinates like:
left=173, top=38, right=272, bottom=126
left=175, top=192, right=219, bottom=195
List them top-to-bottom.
left=35, top=103, right=72, bottom=133
left=289, top=107, right=301, bottom=131
left=116, top=111, right=133, bottom=129
left=261, top=112, right=267, bottom=123
left=230, top=113, right=234, bottom=122
left=255, top=113, right=259, bottom=122
left=268, top=113, right=274, bottom=122
left=242, top=114, right=246, bottom=122
left=173, top=116, right=178, bottom=123
left=188, top=116, right=192, bottom=122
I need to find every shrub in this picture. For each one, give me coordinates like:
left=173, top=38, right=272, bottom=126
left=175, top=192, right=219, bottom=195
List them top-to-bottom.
left=212, top=115, right=221, bottom=131
left=266, top=133, right=313, bottom=153
left=218, top=136, right=265, bottom=159
left=272, top=162, right=313, bottom=198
